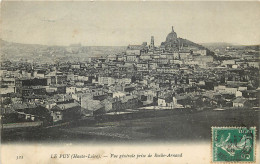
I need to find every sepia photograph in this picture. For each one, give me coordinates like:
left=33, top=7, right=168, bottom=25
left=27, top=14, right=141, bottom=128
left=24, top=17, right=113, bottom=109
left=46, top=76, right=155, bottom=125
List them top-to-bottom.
left=0, top=1, right=259, bottom=164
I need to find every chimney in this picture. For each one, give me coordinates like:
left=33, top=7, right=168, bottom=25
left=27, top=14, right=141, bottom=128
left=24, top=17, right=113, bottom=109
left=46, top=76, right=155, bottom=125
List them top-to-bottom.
left=172, top=26, right=174, bottom=32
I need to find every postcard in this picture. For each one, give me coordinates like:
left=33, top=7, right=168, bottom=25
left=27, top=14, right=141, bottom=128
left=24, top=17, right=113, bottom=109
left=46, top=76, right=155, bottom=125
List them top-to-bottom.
left=0, top=1, right=259, bottom=164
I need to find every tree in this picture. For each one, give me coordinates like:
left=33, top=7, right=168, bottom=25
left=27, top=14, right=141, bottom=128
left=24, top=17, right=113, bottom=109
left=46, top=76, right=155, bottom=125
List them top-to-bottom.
left=2, top=98, right=12, bottom=105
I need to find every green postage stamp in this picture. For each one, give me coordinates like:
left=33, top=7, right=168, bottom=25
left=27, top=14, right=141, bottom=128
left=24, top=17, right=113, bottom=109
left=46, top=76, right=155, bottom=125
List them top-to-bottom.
left=212, top=127, right=256, bottom=163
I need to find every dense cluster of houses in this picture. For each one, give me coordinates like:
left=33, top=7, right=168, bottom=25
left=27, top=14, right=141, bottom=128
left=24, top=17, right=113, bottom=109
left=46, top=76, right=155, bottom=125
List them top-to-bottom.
left=1, top=27, right=259, bottom=125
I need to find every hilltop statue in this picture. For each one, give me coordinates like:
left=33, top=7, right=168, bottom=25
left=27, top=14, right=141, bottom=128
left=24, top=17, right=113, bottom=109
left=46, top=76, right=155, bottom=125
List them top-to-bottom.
left=161, top=26, right=180, bottom=51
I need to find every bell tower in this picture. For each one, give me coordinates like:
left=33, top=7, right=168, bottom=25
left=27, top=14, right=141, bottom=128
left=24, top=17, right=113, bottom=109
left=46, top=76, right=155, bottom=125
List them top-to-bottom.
left=150, top=36, right=154, bottom=49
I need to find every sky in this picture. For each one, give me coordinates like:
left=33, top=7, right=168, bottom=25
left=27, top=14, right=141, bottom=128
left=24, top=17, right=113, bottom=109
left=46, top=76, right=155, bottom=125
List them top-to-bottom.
left=1, top=1, right=260, bottom=46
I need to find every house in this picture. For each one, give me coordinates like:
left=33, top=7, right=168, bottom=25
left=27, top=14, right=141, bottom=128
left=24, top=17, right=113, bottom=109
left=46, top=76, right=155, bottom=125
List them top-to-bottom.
left=126, top=45, right=145, bottom=56
left=192, top=49, right=207, bottom=56
left=179, top=51, right=191, bottom=59
left=173, top=52, right=180, bottom=59
left=106, top=54, right=117, bottom=61
left=126, top=54, right=139, bottom=62
left=140, top=54, right=151, bottom=60
left=193, top=55, right=214, bottom=64
left=222, top=60, right=236, bottom=65
left=247, top=62, right=259, bottom=68
left=71, top=64, right=81, bottom=69
left=33, top=70, right=46, bottom=78
left=45, top=71, right=67, bottom=85
left=77, top=75, right=89, bottom=82
left=98, top=76, right=116, bottom=86
left=1, top=77, right=16, bottom=86
left=116, top=78, right=131, bottom=85
left=16, top=85, right=47, bottom=96
left=46, top=85, right=66, bottom=95
left=124, top=85, right=136, bottom=93
left=214, top=85, right=238, bottom=94
left=66, top=86, right=76, bottom=94
left=0, top=87, right=15, bottom=94
left=238, top=87, right=247, bottom=91
left=242, top=90, right=259, bottom=99
left=113, top=91, right=126, bottom=98
left=139, top=91, right=155, bottom=106
left=235, top=91, right=242, bottom=97
left=53, top=94, right=73, bottom=103
left=81, top=94, right=103, bottom=111
left=112, top=95, right=139, bottom=111
left=121, top=95, right=139, bottom=109
left=175, top=95, right=191, bottom=108
left=158, top=96, right=177, bottom=108
left=233, top=98, right=247, bottom=108
left=44, top=100, right=56, bottom=110
left=51, top=102, right=81, bottom=122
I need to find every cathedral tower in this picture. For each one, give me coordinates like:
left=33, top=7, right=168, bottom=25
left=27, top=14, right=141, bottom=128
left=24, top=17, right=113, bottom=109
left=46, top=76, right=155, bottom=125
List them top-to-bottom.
left=150, top=36, right=154, bottom=49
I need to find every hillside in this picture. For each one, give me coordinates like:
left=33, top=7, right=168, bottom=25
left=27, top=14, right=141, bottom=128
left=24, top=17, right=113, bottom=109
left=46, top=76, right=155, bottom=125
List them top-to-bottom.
left=178, top=38, right=215, bottom=57
left=0, top=39, right=126, bottom=62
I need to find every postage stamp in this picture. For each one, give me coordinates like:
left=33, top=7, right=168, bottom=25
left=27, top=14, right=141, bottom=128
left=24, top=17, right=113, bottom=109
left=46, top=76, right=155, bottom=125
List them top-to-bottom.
left=212, top=127, right=256, bottom=163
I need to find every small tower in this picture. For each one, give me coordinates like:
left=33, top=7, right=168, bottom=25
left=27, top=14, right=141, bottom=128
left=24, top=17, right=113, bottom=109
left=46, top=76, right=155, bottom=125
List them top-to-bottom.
left=150, top=36, right=154, bottom=49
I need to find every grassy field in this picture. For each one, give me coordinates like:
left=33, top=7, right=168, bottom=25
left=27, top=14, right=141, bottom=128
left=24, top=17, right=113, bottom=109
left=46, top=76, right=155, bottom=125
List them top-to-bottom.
left=2, top=109, right=259, bottom=143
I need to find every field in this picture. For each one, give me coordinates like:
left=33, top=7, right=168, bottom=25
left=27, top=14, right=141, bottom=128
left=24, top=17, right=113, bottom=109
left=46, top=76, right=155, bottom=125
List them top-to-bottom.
left=2, top=109, right=259, bottom=143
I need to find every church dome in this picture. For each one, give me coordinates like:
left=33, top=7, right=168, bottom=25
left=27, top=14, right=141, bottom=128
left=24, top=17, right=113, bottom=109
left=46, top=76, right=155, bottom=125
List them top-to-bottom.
left=166, top=26, right=178, bottom=42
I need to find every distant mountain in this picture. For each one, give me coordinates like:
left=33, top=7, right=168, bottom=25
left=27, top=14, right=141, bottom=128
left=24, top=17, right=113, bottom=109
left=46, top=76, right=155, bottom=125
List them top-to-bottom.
left=0, top=39, right=126, bottom=62
left=0, top=39, right=48, bottom=48
left=199, top=42, right=236, bottom=52
left=200, top=42, right=234, bottom=47
left=200, top=42, right=259, bottom=51
left=238, top=45, right=260, bottom=51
